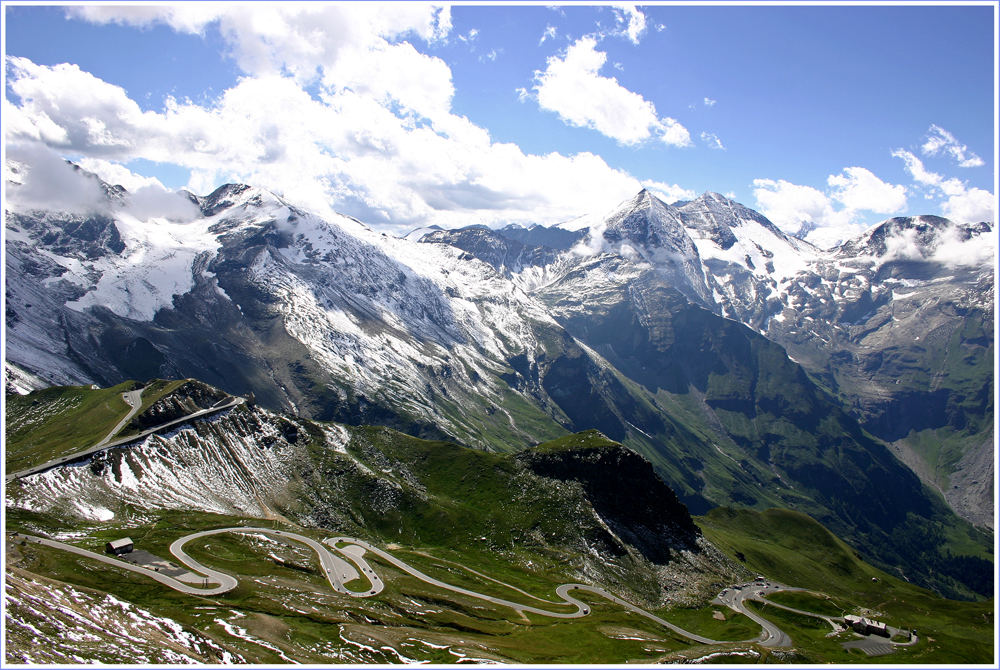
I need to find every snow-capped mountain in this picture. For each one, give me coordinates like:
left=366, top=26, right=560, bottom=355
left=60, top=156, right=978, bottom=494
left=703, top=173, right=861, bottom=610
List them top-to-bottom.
left=3, top=166, right=993, bottom=597
left=5, top=178, right=586, bottom=449
left=418, top=190, right=995, bottom=529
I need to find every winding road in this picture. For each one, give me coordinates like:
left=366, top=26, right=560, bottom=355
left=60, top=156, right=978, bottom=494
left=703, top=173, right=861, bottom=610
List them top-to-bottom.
left=95, top=388, right=144, bottom=447
left=4, top=393, right=244, bottom=483
left=15, top=527, right=792, bottom=648
left=715, top=582, right=793, bottom=647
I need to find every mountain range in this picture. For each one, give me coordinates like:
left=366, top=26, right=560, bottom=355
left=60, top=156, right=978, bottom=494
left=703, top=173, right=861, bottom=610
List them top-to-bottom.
left=4, top=162, right=994, bottom=601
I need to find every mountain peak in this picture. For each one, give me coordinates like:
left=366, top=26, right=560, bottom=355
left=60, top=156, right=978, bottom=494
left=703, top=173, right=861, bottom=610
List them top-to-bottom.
left=198, top=183, right=288, bottom=218
left=628, top=188, right=661, bottom=209
left=604, top=189, right=683, bottom=242
left=700, top=191, right=730, bottom=203
left=837, top=214, right=993, bottom=264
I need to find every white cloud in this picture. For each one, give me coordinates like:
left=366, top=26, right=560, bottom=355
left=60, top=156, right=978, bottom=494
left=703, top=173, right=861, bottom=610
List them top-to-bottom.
left=68, top=4, right=453, bottom=83
left=612, top=5, right=647, bottom=45
left=8, top=6, right=700, bottom=232
left=539, top=25, right=557, bottom=46
left=533, top=36, right=691, bottom=147
left=320, top=40, right=456, bottom=126
left=6, top=54, right=670, bottom=232
left=703, top=97, right=716, bottom=107
left=920, top=124, right=983, bottom=168
left=700, top=131, right=725, bottom=150
left=5, top=142, right=108, bottom=214
left=6, top=143, right=200, bottom=222
left=892, top=149, right=940, bottom=187
left=893, top=149, right=995, bottom=224
left=76, top=158, right=167, bottom=192
left=754, top=167, right=908, bottom=249
left=827, top=167, right=907, bottom=214
left=752, top=177, right=864, bottom=248
left=754, top=178, right=840, bottom=232
left=641, top=180, right=697, bottom=204
left=124, top=184, right=201, bottom=221
left=940, top=186, right=996, bottom=223
left=877, top=220, right=995, bottom=269
left=930, top=222, right=996, bottom=267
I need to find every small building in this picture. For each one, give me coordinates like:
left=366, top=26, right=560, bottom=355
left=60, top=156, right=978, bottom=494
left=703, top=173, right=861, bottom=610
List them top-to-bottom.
left=105, top=537, right=134, bottom=555
left=844, top=614, right=889, bottom=637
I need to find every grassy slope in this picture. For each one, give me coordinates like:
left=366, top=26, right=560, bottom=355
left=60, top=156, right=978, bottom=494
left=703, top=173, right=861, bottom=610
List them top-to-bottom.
left=4, top=379, right=220, bottom=473
left=4, top=381, right=136, bottom=472
left=4, top=401, right=994, bottom=663
left=4, top=505, right=703, bottom=664
left=697, top=507, right=994, bottom=663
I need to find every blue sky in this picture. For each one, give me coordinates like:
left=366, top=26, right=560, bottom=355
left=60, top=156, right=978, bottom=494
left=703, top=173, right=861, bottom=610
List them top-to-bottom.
left=3, top=3, right=996, bottom=245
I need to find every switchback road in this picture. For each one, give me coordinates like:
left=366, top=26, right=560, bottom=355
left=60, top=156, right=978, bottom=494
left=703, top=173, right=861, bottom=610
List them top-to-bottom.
left=20, top=528, right=794, bottom=648
left=714, top=581, right=793, bottom=647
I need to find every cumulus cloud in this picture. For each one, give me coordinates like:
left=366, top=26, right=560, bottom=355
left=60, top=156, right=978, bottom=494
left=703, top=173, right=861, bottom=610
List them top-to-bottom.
left=68, top=4, right=452, bottom=83
left=8, top=5, right=701, bottom=232
left=612, top=5, right=647, bottom=45
left=533, top=36, right=691, bottom=147
left=6, top=53, right=671, bottom=231
left=703, top=97, right=716, bottom=107
left=920, top=124, right=984, bottom=168
left=6, top=143, right=199, bottom=222
left=893, top=149, right=995, bottom=224
left=76, top=158, right=167, bottom=192
left=753, top=167, right=909, bottom=248
left=827, top=167, right=907, bottom=213
left=753, top=178, right=850, bottom=243
left=641, top=180, right=697, bottom=204
left=124, top=184, right=201, bottom=221
left=940, top=187, right=996, bottom=223
left=877, top=220, right=995, bottom=269
left=929, top=223, right=996, bottom=267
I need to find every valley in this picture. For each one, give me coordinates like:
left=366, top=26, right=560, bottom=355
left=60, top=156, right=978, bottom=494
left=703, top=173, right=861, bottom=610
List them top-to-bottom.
left=3, top=379, right=994, bottom=664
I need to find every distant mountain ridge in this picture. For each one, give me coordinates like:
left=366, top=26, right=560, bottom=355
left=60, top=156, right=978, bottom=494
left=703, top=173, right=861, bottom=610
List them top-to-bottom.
left=4, top=165, right=993, bottom=598
left=420, top=190, right=995, bottom=531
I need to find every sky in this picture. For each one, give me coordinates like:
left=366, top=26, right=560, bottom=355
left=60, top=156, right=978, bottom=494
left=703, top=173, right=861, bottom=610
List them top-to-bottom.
left=2, top=2, right=996, bottom=246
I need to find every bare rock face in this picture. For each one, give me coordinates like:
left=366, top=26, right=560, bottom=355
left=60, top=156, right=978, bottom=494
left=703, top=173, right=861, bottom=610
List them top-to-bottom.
left=128, top=380, right=231, bottom=431
left=517, top=430, right=701, bottom=563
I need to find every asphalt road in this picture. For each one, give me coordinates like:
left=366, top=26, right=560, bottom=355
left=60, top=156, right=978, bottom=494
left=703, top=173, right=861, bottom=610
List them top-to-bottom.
left=96, top=389, right=144, bottom=447
left=4, top=395, right=244, bottom=483
left=23, top=527, right=728, bottom=645
left=169, top=527, right=376, bottom=596
left=25, top=528, right=919, bottom=656
left=16, top=534, right=237, bottom=596
left=324, top=536, right=719, bottom=643
left=714, top=582, right=793, bottom=647
left=757, top=595, right=840, bottom=632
